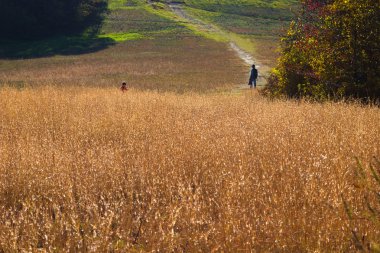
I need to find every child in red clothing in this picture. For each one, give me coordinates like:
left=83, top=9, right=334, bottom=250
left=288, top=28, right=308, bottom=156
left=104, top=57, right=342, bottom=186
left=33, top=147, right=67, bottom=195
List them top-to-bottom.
left=120, top=81, right=128, bottom=92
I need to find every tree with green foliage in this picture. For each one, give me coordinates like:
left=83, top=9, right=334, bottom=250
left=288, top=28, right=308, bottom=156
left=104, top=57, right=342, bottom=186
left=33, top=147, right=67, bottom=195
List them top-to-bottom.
left=0, top=0, right=108, bottom=39
left=265, top=0, right=380, bottom=100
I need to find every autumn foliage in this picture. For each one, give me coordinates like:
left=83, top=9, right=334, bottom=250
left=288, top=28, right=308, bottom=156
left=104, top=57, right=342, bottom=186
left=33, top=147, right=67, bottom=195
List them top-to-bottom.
left=265, top=0, right=380, bottom=100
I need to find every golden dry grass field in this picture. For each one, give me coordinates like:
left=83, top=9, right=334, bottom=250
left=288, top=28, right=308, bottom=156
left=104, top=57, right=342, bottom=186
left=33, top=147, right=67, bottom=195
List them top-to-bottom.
left=0, top=1, right=379, bottom=252
left=0, top=87, right=379, bottom=252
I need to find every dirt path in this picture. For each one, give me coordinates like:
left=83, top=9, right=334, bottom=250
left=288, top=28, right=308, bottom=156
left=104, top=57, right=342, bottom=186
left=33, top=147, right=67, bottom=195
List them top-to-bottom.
left=149, top=1, right=255, bottom=68
left=169, top=3, right=266, bottom=90
left=169, top=4, right=254, bottom=64
left=169, top=4, right=215, bottom=31
left=228, top=42, right=254, bottom=66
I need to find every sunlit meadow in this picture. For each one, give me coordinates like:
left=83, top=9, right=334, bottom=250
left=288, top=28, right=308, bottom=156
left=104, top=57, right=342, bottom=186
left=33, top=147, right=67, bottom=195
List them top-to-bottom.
left=0, top=86, right=378, bottom=252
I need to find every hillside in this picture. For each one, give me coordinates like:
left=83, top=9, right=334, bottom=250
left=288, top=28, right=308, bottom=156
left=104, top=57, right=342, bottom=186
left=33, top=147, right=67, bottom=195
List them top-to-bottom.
left=0, top=0, right=378, bottom=252
left=0, top=0, right=247, bottom=92
left=0, top=0, right=298, bottom=89
left=164, top=0, right=298, bottom=79
left=184, top=0, right=298, bottom=17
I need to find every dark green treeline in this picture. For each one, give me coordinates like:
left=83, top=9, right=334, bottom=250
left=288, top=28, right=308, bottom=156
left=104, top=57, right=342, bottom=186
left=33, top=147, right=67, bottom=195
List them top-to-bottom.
left=0, top=0, right=108, bottom=39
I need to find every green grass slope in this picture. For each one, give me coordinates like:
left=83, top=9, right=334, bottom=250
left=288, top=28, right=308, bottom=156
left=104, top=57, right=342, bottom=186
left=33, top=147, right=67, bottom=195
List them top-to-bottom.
left=0, top=0, right=247, bottom=92
left=0, top=0, right=298, bottom=90
left=165, top=0, right=297, bottom=72
left=179, top=0, right=298, bottom=20
left=185, top=0, right=297, bottom=8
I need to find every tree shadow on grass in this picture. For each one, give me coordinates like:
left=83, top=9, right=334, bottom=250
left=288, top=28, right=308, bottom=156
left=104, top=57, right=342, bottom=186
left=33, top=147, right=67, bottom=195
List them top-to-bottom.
left=0, top=36, right=116, bottom=59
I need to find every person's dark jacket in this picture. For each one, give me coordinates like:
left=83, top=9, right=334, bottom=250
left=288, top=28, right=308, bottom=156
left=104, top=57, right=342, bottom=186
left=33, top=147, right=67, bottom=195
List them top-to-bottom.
left=249, top=68, right=258, bottom=84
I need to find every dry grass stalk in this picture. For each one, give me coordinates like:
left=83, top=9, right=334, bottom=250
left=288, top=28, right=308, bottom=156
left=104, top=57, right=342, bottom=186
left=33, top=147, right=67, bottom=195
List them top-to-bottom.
left=0, top=87, right=379, bottom=252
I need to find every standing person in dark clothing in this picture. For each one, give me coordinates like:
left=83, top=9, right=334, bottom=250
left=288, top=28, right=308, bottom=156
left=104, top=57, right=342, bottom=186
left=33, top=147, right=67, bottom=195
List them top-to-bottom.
left=248, top=64, right=258, bottom=89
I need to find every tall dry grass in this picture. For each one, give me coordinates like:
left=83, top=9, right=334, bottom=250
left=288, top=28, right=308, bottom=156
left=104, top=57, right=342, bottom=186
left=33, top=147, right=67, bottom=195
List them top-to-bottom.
left=0, top=86, right=379, bottom=252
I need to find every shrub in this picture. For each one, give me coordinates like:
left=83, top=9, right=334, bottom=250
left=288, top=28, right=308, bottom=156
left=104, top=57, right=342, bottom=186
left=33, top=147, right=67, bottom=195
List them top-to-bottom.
left=265, top=0, right=380, bottom=100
